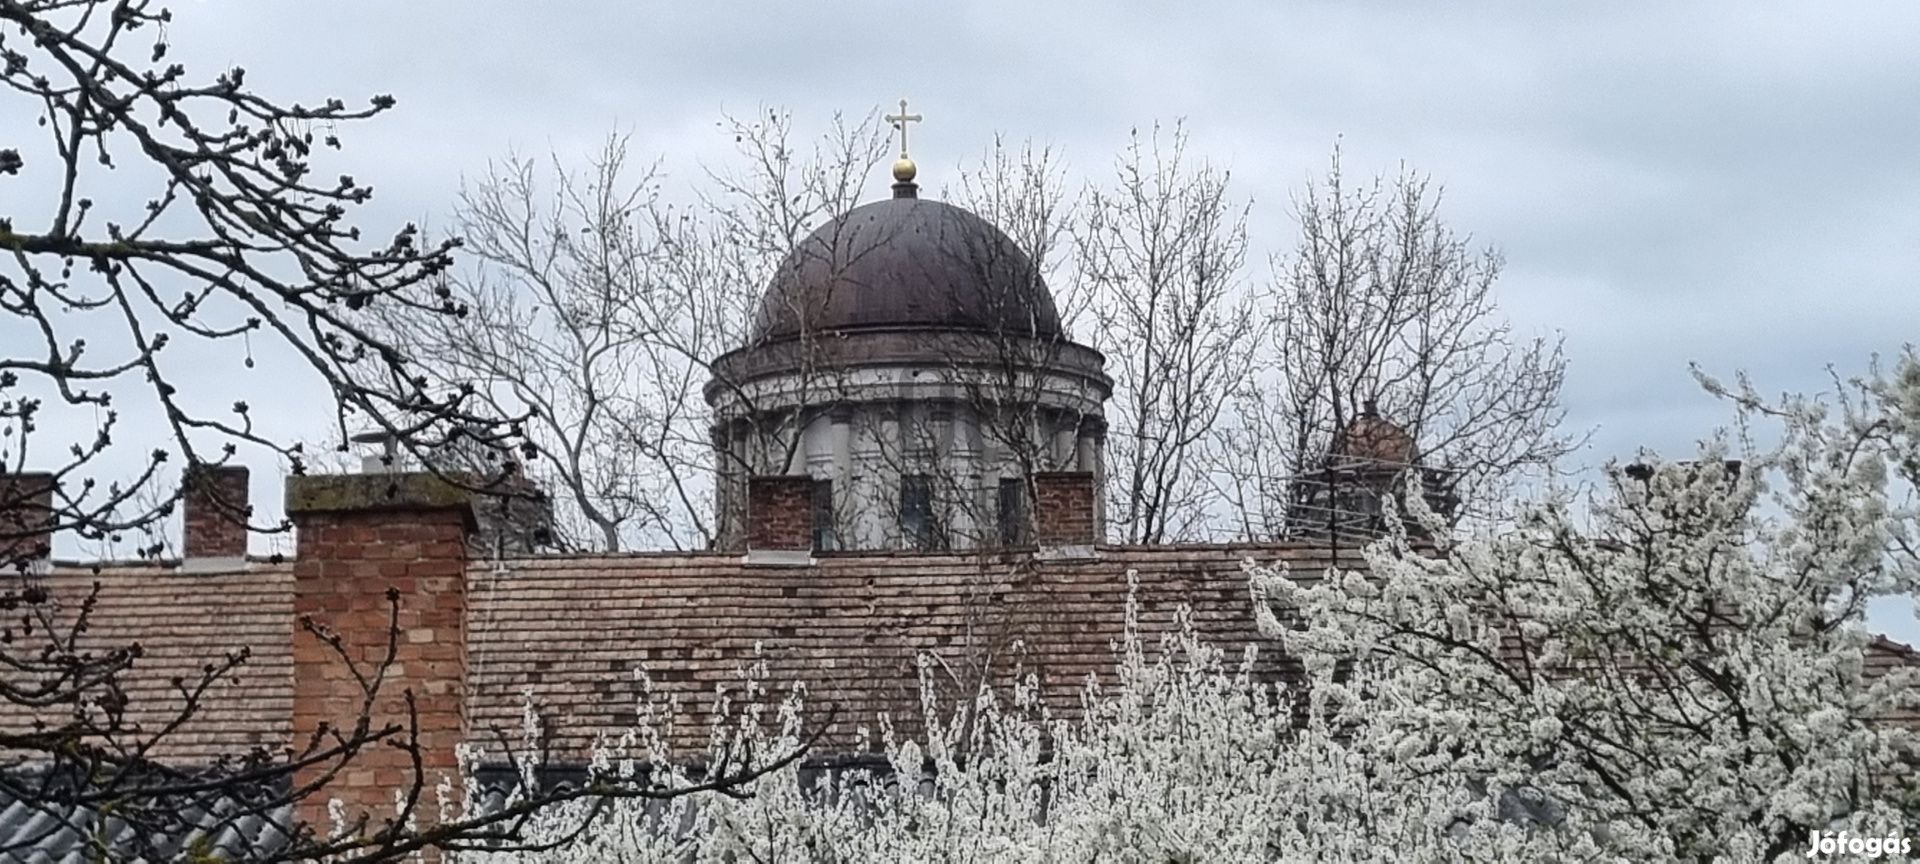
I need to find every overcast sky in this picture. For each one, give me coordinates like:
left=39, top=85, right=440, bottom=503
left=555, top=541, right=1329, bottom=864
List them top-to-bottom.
left=9, top=1, right=1919, bottom=640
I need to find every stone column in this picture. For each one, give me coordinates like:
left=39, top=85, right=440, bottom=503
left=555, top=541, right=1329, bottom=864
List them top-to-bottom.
left=947, top=403, right=982, bottom=547
left=1051, top=410, right=1076, bottom=471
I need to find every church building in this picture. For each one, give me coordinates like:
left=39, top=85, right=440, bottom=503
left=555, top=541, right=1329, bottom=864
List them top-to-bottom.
left=0, top=113, right=1910, bottom=857
left=0, top=120, right=1339, bottom=853
left=707, top=137, right=1109, bottom=554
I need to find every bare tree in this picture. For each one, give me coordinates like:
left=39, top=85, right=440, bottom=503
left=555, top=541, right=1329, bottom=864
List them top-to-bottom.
left=0, top=0, right=525, bottom=563
left=0, top=2, right=803, bottom=858
left=685, top=108, right=891, bottom=547
left=372, top=111, right=888, bottom=551
left=373, top=116, right=1567, bottom=555
left=1078, top=122, right=1259, bottom=544
left=951, top=135, right=1081, bottom=331
left=832, top=136, right=1094, bottom=551
left=945, top=137, right=1102, bottom=546
left=369, top=140, right=694, bottom=551
left=1211, top=148, right=1575, bottom=539
left=0, top=575, right=813, bottom=861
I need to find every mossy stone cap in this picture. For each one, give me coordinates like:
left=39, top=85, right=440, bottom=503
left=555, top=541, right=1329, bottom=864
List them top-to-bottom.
left=285, top=472, right=476, bottom=529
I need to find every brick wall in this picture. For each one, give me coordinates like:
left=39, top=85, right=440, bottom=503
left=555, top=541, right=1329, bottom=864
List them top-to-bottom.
left=183, top=464, right=250, bottom=559
left=1033, top=471, right=1096, bottom=547
left=0, top=472, right=55, bottom=571
left=286, top=473, right=471, bottom=838
left=747, top=475, right=813, bottom=551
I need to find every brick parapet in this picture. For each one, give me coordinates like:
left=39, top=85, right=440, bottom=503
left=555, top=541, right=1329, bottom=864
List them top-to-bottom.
left=183, top=464, right=251, bottom=559
left=1033, top=471, right=1096, bottom=547
left=0, top=472, right=55, bottom=571
left=287, top=472, right=471, bottom=840
left=747, top=475, right=814, bottom=551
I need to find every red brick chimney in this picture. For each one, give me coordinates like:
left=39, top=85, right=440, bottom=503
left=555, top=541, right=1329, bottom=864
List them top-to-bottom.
left=182, top=464, right=250, bottom=563
left=1033, top=471, right=1098, bottom=553
left=0, top=472, right=55, bottom=573
left=284, top=472, right=473, bottom=838
left=746, top=474, right=815, bottom=564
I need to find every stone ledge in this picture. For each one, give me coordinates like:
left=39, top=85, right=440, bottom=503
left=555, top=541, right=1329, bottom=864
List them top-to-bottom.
left=286, top=472, right=476, bottom=529
left=1035, top=544, right=1098, bottom=561
left=742, top=548, right=815, bottom=567
left=177, top=555, right=250, bottom=574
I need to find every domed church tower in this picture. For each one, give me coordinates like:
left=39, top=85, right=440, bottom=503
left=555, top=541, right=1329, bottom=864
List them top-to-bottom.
left=705, top=106, right=1110, bottom=553
left=1286, top=400, right=1460, bottom=544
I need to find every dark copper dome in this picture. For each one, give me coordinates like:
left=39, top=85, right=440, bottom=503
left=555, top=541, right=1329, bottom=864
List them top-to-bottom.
left=748, top=196, right=1062, bottom=344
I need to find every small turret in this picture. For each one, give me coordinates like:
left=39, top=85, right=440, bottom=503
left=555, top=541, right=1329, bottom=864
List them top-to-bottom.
left=1289, top=401, right=1458, bottom=543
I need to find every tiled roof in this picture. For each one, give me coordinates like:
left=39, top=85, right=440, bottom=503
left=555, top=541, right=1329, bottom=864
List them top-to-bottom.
left=465, top=545, right=1356, bottom=758
left=6, top=546, right=1916, bottom=766
left=0, top=561, right=292, bottom=763
left=1867, top=636, right=1920, bottom=728
left=0, top=779, right=291, bottom=863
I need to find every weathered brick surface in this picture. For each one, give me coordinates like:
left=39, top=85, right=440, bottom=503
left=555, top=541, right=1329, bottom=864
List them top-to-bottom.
left=183, top=464, right=251, bottom=559
left=0, top=472, right=55, bottom=568
left=1033, top=472, right=1096, bottom=546
left=747, top=475, right=813, bottom=550
left=290, top=499, right=469, bottom=835
left=12, top=540, right=1917, bottom=786
left=462, top=545, right=1367, bottom=759
left=0, top=560, right=292, bottom=761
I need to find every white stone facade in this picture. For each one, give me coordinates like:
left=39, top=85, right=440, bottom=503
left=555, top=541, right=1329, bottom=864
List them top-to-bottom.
left=708, top=333, right=1108, bottom=551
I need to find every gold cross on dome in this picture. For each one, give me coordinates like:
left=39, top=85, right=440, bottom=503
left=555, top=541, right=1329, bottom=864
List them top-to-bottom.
left=886, top=98, right=923, bottom=159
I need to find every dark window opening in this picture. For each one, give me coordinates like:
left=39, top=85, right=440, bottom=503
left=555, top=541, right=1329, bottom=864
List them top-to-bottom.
left=901, top=474, right=945, bottom=551
left=998, top=477, right=1030, bottom=547
left=811, top=479, right=838, bottom=551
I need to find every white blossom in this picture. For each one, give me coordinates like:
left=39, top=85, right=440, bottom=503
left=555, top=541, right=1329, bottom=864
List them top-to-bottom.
left=459, top=352, right=1920, bottom=863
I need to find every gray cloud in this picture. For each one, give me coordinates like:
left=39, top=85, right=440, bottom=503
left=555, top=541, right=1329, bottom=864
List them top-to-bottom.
left=9, top=0, right=1917, bottom=639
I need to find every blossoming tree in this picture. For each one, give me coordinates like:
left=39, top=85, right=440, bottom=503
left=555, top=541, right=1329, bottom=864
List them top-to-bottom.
left=472, top=353, right=1920, bottom=863
left=1254, top=356, right=1920, bottom=861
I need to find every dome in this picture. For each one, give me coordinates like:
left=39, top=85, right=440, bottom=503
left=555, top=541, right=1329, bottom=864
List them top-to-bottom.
left=749, top=196, right=1062, bottom=344
left=1335, top=402, right=1416, bottom=465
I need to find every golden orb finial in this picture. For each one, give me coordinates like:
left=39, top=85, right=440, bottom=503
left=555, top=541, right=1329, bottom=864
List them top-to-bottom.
left=891, top=156, right=918, bottom=183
